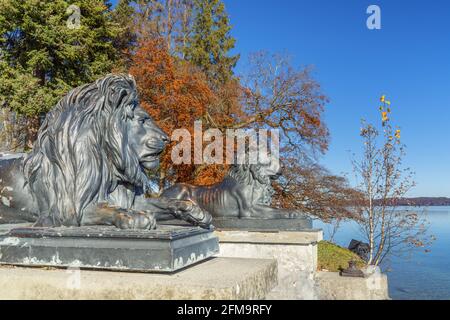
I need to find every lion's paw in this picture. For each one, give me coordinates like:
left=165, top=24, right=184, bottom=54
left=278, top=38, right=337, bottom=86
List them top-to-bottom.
left=172, top=200, right=212, bottom=229
left=183, top=205, right=213, bottom=229
left=113, top=211, right=157, bottom=230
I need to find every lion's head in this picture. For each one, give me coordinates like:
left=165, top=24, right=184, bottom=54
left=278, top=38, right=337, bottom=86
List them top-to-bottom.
left=23, top=74, right=169, bottom=225
left=227, top=153, right=281, bottom=205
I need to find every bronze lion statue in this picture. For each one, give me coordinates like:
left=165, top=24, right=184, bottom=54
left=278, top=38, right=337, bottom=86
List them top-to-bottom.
left=0, top=74, right=211, bottom=229
left=162, top=153, right=302, bottom=219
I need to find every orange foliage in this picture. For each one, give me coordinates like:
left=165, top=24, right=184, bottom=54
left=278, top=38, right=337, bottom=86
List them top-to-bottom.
left=129, top=38, right=239, bottom=186
left=129, top=39, right=212, bottom=130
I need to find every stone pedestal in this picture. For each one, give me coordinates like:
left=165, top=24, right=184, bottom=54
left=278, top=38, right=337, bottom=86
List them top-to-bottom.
left=0, top=224, right=219, bottom=272
left=215, top=229, right=323, bottom=300
left=0, top=257, right=277, bottom=300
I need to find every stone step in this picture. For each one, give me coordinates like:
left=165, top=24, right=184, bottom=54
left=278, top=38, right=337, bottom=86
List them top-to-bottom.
left=0, top=257, right=278, bottom=300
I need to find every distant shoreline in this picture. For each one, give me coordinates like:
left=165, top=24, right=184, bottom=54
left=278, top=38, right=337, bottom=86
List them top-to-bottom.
left=374, top=197, right=450, bottom=207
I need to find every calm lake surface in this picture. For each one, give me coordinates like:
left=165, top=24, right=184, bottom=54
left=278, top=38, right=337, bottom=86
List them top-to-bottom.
left=314, top=206, right=450, bottom=300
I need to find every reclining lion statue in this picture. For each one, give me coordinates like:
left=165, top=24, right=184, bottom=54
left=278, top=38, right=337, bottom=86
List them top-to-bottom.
left=0, top=74, right=211, bottom=229
left=162, top=153, right=302, bottom=219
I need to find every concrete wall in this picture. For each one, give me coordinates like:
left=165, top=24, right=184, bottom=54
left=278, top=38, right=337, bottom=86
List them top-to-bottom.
left=215, top=230, right=322, bottom=300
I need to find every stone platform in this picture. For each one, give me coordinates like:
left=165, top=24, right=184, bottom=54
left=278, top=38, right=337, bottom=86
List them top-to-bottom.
left=0, top=224, right=219, bottom=272
left=215, top=229, right=323, bottom=299
left=0, top=257, right=278, bottom=300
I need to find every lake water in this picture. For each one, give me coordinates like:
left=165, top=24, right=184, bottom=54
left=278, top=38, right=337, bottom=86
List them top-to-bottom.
left=314, top=206, right=450, bottom=300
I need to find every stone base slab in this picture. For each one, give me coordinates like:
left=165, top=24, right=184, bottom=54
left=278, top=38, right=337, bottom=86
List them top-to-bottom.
left=0, top=224, right=219, bottom=272
left=215, top=229, right=323, bottom=245
left=0, top=257, right=277, bottom=300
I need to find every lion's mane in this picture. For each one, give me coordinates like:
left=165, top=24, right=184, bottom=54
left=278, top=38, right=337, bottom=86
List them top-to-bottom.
left=23, top=74, right=149, bottom=225
left=226, top=163, right=274, bottom=205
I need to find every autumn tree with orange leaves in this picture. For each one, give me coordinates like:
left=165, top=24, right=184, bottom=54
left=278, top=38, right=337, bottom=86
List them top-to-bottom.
left=129, top=38, right=242, bottom=188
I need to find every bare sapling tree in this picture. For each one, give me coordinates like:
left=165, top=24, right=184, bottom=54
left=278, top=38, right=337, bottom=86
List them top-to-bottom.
left=352, top=96, right=433, bottom=266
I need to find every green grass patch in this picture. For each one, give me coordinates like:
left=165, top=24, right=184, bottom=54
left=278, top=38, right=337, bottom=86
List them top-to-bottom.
left=317, top=241, right=366, bottom=272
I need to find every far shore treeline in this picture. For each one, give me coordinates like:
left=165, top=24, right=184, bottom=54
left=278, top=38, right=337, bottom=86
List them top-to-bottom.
left=373, top=197, right=450, bottom=207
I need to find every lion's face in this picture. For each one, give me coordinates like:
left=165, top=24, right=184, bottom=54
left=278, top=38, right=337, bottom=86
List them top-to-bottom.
left=128, top=105, right=169, bottom=170
left=255, top=153, right=281, bottom=180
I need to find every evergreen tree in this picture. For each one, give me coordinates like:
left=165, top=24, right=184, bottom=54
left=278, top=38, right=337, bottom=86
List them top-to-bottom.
left=0, top=0, right=122, bottom=146
left=184, top=0, right=239, bottom=87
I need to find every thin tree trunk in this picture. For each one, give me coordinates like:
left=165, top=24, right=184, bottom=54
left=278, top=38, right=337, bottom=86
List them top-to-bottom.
left=166, top=0, right=173, bottom=52
left=367, top=137, right=375, bottom=265
left=374, top=155, right=391, bottom=265
left=368, top=188, right=374, bottom=264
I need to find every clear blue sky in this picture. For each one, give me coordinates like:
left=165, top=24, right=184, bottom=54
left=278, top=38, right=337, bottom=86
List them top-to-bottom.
left=112, top=0, right=450, bottom=197
left=224, top=0, right=450, bottom=197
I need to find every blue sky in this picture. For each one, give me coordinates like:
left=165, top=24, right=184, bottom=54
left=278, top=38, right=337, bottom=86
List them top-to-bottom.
left=111, top=0, right=450, bottom=197
left=224, top=0, right=450, bottom=197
